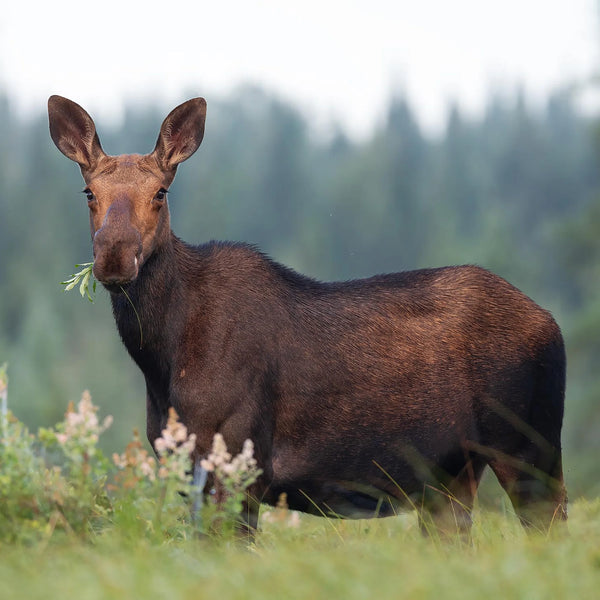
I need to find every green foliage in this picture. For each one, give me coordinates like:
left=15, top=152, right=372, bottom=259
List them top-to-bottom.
left=61, top=262, right=96, bottom=302
left=0, top=361, right=7, bottom=419
left=0, top=374, right=259, bottom=546
left=0, top=391, right=113, bottom=543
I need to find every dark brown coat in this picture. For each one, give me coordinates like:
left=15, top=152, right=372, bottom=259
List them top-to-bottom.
left=48, top=95, right=567, bottom=535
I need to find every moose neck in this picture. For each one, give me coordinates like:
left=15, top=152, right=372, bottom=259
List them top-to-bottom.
left=109, top=232, right=184, bottom=377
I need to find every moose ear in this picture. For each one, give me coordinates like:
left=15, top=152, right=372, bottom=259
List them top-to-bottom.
left=48, top=95, right=105, bottom=172
left=152, top=98, right=206, bottom=171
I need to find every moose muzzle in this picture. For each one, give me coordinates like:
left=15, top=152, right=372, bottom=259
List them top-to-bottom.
left=92, top=197, right=143, bottom=288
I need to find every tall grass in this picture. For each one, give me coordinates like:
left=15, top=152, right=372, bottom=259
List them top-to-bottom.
left=1, top=370, right=599, bottom=599
left=1, top=502, right=600, bottom=599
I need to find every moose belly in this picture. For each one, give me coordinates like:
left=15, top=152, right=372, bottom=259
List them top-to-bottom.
left=266, top=423, right=472, bottom=518
left=264, top=479, right=408, bottom=518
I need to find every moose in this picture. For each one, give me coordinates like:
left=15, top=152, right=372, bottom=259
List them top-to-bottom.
left=48, top=95, right=567, bottom=536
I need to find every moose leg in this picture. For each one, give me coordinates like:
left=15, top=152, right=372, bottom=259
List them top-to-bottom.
left=145, top=392, right=163, bottom=449
left=489, top=448, right=567, bottom=533
left=419, top=457, right=486, bottom=540
left=191, top=461, right=209, bottom=530
left=188, top=463, right=259, bottom=544
left=205, top=478, right=260, bottom=543
left=241, top=490, right=261, bottom=541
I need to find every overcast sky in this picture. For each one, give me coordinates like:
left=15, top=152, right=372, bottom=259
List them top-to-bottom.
left=1, top=0, right=597, bottom=137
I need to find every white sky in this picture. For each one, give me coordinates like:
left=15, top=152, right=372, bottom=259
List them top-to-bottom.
left=0, top=0, right=598, bottom=137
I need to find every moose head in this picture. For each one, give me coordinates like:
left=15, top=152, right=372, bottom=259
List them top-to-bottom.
left=48, top=95, right=206, bottom=291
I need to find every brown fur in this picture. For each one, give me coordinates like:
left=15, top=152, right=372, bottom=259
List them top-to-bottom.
left=48, top=95, right=567, bottom=536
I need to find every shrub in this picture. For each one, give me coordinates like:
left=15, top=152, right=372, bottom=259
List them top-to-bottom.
left=0, top=366, right=262, bottom=546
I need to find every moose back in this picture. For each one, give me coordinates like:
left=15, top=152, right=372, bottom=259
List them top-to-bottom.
left=48, top=95, right=567, bottom=535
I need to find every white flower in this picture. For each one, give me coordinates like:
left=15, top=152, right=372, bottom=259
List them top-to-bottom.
left=56, top=391, right=112, bottom=447
left=148, top=408, right=197, bottom=484
left=200, top=433, right=261, bottom=492
left=154, top=438, right=167, bottom=454
left=241, top=439, right=255, bottom=460
left=112, top=452, right=126, bottom=468
left=140, top=458, right=156, bottom=481
left=200, top=458, right=215, bottom=472
left=288, top=512, right=301, bottom=528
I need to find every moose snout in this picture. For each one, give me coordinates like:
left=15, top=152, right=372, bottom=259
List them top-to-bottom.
left=92, top=225, right=142, bottom=288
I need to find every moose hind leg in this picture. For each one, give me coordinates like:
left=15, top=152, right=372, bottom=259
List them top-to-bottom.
left=489, top=447, right=567, bottom=533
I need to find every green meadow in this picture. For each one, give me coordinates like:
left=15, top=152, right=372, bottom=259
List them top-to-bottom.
left=1, top=383, right=598, bottom=600
left=2, top=501, right=600, bottom=600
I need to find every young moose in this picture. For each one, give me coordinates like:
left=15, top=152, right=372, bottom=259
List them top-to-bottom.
left=48, top=95, right=567, bottom=536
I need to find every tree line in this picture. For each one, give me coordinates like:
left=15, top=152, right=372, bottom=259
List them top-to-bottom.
left=0, top=84, right=598, bottom=495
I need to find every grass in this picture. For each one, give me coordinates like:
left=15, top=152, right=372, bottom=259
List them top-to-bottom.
left=1, top=376, right=597, bottom=599
left=1, top=499, right=600, bottom=600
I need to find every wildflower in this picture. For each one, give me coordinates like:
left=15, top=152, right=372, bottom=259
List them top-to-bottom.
left=0, top=362, right=7, bottom=399
left=55, top=391, right=112, bottom=448
left=151, top=408, right=197, bottom=484
left=155, top=408, right=197, bottom=454
left=112, top=430, right=158, bottom=486
left=200, top=433, right=261, bottom=490
left=200, top=433, right=231, bottom=472
left=154, top=437, right=168, bottom=454
left=112, top=452, right=126, bottom=469
left=139, top=458, right=156, bottom=480
left=260, top=492, right=300, bottom=528
left=287, top=511, right=301, bottom=528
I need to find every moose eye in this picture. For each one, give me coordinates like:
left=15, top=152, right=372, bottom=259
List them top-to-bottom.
left=83, top=188, right=95, bottom=202
left=155, top=188, right=168, bottom=202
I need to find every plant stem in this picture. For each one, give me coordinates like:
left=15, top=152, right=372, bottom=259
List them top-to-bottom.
left=120, top=286, right=144, bottom=349
left=0, top=363, right=7, bottom=440
left=155, top=481, right=168, bottom=532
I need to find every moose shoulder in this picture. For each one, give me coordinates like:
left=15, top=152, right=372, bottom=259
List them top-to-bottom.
left=48, top=95, right=567, bottom=536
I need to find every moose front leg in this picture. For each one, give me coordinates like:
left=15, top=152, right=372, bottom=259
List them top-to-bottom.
left=145, top=391, right=163, bottom=450
left=194, top=434, right=263, bottom=541
left=190, top=460, right=209, bottom=530
left=208, top=475, right=261, bottom=541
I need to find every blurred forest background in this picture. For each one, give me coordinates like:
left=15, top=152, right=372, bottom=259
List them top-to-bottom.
left=0, top=83, right=599, bottom=497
